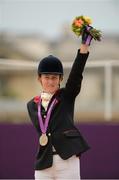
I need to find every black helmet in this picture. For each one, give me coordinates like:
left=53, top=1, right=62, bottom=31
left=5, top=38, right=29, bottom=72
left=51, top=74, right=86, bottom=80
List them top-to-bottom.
left=38, top=55, right=63, bottom=75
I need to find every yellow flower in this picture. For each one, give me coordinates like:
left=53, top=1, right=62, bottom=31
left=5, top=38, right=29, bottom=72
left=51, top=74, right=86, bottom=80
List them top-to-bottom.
left=83, top=16, right=92, bottom=25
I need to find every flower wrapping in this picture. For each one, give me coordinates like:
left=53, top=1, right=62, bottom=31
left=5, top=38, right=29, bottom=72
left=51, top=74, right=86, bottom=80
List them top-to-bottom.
left=71, top=15, right=102, bottom=41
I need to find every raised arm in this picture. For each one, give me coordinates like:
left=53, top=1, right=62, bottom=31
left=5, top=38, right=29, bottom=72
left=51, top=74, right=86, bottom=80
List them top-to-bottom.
left=64, top=22, right=96, bottom=99
left=64, top=44, right=89, bottom=99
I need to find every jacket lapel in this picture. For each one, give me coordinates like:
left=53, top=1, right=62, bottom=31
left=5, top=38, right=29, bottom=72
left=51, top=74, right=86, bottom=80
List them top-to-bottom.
left=32, top=92, right=61, bottom=134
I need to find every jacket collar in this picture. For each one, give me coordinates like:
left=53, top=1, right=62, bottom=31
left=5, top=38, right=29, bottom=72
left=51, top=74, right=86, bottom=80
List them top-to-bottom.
left=33, top=89, right=61, bottom=112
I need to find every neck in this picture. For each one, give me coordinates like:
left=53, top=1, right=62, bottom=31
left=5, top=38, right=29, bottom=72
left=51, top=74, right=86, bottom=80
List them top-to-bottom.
left=42, top=91, right=54, bottom=95
left=41, top=92, right=53, bottom=99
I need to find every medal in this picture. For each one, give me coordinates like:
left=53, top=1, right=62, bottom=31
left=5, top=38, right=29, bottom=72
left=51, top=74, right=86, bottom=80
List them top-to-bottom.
left=38, top=97, right=57, bottom=146
left=39, top=133, right=48, bottom=146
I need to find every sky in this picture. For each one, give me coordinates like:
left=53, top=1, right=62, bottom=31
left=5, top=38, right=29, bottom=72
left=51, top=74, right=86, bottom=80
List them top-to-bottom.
left=0, top=0, right=119, bottom=39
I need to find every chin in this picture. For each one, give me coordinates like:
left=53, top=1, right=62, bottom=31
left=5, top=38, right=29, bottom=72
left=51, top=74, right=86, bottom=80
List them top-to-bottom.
left=43, top=87, right=59, bottom=94
left=48, top=88, right=58, bottom=94
left=43, top=89, right=54, bottom=94
left=49, top=90, right=56, bottom=94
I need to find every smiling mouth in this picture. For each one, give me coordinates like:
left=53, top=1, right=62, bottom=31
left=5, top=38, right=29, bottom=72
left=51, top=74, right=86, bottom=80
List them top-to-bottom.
left=48, top=85, right=55, bottom=88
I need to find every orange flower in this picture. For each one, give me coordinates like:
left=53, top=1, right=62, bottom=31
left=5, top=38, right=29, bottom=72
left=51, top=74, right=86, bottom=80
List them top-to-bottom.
left=74, top=19, right=84, bottom=27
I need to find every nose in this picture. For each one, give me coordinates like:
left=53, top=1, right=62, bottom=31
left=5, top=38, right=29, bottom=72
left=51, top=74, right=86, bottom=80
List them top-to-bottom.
left=48, top=78, right=54, bottom=86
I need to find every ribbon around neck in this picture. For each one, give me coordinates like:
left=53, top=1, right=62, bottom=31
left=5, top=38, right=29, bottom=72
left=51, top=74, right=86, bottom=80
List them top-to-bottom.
left=38, top=98, right=57, bottom=134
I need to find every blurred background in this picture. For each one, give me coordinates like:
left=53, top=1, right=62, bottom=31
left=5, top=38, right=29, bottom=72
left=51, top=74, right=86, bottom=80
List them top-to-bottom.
left=0, top=0, right=119, bottom=179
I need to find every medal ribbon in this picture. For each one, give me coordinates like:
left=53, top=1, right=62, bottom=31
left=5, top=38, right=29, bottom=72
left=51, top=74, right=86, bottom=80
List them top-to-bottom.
left=38, top=98, right=57, bottom=134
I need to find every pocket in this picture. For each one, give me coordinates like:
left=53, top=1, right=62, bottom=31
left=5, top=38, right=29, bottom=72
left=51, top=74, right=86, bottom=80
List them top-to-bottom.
left=63, top=129, right=81, bottom=137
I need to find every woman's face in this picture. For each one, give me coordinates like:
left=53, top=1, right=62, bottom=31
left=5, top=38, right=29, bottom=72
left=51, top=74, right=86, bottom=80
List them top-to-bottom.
left=38, top=74, right=62, bottom=94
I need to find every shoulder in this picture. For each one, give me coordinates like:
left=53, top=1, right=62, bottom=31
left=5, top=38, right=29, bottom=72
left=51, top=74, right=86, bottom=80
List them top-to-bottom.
left=59, top=88, right=75, bottom=102
left=27, top=95, right=40, bottom=110
left=27, top=98, right=34, bottom=107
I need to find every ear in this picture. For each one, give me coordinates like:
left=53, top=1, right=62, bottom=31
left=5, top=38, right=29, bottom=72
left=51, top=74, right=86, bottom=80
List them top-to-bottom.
left=38, top=75, right=42, bottom=84
left=60, top=75, right=63, bottom=82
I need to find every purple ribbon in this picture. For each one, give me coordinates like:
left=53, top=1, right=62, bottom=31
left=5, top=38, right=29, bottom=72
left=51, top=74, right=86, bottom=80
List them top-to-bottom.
left=85, top=26, right=92, bottom=45
left=85, top=35, right=92, bottom=45
left=38, top=98, right=57, bottom=134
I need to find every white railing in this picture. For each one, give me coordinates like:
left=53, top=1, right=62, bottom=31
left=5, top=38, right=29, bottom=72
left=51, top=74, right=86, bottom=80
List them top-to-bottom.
left=0, top=58, right=119, bottom=121
left=87, top=60, right=119, bottom=121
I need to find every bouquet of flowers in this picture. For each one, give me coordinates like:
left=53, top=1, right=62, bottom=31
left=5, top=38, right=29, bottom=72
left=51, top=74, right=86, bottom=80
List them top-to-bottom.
left=71, top=15, right=101, bottom=41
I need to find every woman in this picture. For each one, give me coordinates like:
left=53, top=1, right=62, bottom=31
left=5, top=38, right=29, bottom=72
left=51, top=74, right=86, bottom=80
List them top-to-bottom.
left=27, top=28, right=93, bottom=179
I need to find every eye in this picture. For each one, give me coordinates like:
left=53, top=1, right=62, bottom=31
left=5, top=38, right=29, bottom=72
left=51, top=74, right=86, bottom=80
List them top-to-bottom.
left=43, top=75, right=49, bottom=79
left=46, top=76, right=49, bottom=79
left=52, top=76, right=58, bottom=80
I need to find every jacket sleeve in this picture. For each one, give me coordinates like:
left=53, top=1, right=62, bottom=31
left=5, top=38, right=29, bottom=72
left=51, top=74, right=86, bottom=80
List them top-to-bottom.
left=64, top=49, right=89, bottom=99
left=27, top=100, right=41, bottom=135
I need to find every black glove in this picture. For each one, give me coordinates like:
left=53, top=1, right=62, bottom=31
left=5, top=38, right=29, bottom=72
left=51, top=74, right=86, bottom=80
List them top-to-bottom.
left=82, top=25, right=93, bottom=45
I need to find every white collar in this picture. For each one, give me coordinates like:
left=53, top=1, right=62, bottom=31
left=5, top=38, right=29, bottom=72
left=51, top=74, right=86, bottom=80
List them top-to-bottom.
left=40, top=92, right=53, bottom=111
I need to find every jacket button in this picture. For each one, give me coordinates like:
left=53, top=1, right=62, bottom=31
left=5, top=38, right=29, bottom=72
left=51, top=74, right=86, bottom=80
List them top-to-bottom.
left=44, top=115, right=46, bottom=118
left=48, top=133, right=51, bottom=136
